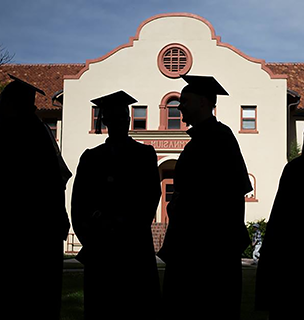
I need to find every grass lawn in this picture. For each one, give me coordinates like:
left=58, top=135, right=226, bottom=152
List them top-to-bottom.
left=60, top=265, right=268, bottom=320
left=61, top=272, right=84, bottom=320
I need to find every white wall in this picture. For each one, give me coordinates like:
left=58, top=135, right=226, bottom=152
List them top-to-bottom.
left=62, top=14, right=287, bottom=226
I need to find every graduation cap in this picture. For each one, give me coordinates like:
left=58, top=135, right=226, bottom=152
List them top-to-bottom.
left=0, top=74, right=46, bottom=113
left=8, top=74, right=46, bottom=96
left=181, top=75, right=229, bottom=97
left=91, top=90, right=137, bottom=134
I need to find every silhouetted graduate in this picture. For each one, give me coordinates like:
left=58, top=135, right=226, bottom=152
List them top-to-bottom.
left=0, top=75, right=70, bottom=320
left=158, top=75, right=252, bottom=319
left=71, top=90, right=161, bottom=319
left=256, top=143, right=304, bottom=319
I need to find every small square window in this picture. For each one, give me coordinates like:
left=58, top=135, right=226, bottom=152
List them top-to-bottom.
left=132, top=106, right=147, bottom=130
left=240, top=106, right=258, bottom=133
left=91, top=107, right=106, bottom=133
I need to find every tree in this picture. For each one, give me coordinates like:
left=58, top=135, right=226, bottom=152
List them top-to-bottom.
left=0, top=45, right=14, bottom=65
left=0, top=45, right=14, bottom=93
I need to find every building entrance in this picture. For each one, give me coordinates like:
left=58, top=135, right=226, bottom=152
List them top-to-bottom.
left=158, top=159, right=177, bottom=224
left=161, top=178, right=173, bottom=223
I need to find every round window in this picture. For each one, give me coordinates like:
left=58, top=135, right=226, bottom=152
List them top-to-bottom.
left=157, top=44, right=192, bottom=78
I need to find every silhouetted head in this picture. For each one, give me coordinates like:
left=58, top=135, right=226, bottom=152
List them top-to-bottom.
left=0, top=74, right=45, bottom=117
left=179, top=75, right=228, bottom=126
left=91, top=90, right=137, bottom=141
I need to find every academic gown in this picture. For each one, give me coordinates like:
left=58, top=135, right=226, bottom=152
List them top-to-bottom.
left=1, top=113, right=70, bottom=320
left=158, top=116, right=252, bottom=319
left=71, top=136, right=161, bottom=319
left=256, top=154, right=304, bottom=319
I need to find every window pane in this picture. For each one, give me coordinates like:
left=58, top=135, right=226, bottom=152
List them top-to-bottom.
left=167, top=100, right=179, bottom=106
left=133, top=107, right=146, bottom=118
left=168, top=107, right=180, bottom=117
left=94, top=108, right=99, bottom=117
left=242, top=108, right=256, bottom=118
left=94, top=119, right=106, bottom=130
left=133, top=119, right=146, bottom=130
left=168, top=119, right=180, bottom=129
left=242, top=119, right=256, bottom=130
left=165, top=184, right=174, bottom=202
left=166, top=184, right=174, bottom=193
left=166, top=193, right=174, bottom=202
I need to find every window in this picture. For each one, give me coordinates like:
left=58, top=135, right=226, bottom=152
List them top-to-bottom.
left=158, top=43, right=192, bottom=78
left=159, top=92, right=188, bottom=131
left=167, top=100, right=182, bottom=129
left=132, top=106, right=147, bottom=130
left=240, top=106, right=258, bottom=133
left=91, top=107, right=106, bottom=133
left=161, top=178, right=174, bottom=224
left=165, top=184, right=174, bottom=202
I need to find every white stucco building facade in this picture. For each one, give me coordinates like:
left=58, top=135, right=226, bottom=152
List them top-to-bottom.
left=62, top=13, right=288, bottom=238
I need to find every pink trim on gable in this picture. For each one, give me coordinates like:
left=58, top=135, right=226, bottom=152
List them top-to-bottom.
left=64, top=13, right=287, bottom=80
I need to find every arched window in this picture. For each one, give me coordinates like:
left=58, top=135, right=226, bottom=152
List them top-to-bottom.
left=159, top=92, right=188, bottom=130
left=167, top=99, right=182, bottom=129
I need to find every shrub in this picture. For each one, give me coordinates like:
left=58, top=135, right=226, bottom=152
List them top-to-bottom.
left=288, top=140, right=301, bottom=162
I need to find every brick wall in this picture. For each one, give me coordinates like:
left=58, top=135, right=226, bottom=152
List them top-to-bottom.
left=151, top=222, right=167, bottom=253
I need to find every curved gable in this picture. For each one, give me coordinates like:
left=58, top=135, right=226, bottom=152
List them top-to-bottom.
left=64, top=13, right=287, bottom=80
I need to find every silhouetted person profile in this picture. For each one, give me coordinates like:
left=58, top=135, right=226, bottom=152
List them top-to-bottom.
left=0, top=74, right=70, bottom=320
left=158, top=75, right=252, bottom=319
left=71, top=90, right=161, bottom=319
left=256, top=141, right=304, bottom=319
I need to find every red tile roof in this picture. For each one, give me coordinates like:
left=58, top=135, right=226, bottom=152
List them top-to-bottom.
left=1, top=62, right=303, bottom=110
left=266, top=63, right=304, bottom=109
left=0, top=64, right=84, bottom=110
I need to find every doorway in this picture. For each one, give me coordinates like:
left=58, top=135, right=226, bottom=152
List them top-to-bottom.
left=158, top=158, right=177, bottom=224
left=161, top=178, right=174, bottom=223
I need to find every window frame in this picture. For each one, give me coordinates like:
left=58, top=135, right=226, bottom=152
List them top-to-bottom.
left=157, top=43, right=193, bottom=78
left=159, top=92, right=188, bottom=131
left=167, top=99, right=182, bottom=130
left=131, top=106, right=148, bottom=130
left=239, top=106, right=259, bottom=134
left=90, top=107, right=107, bottom=134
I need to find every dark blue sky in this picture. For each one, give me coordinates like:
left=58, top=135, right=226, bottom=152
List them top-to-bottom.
left=1, top=0, right=303, bottom=64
